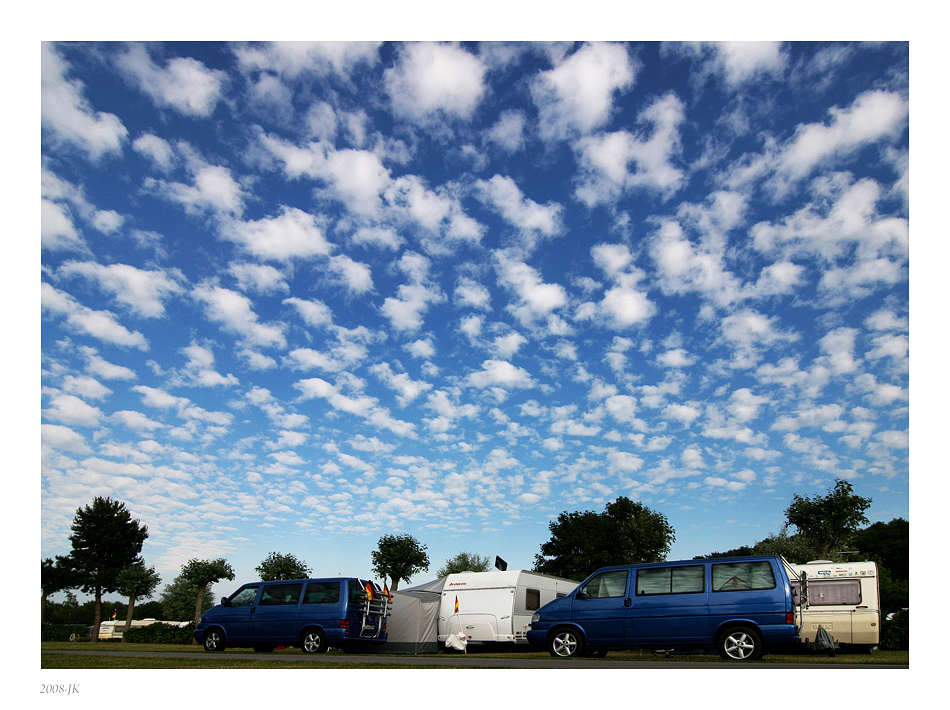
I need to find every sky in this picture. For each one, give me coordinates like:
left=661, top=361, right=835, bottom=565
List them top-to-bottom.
left=39, top=39, right=910, bottom=599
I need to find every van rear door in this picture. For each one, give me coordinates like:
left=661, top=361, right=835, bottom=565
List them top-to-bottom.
left=571, top=569, right=630, bottom=645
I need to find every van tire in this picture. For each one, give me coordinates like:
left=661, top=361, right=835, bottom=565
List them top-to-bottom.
left=717, top=625, right=764, bottom=661
left=548, top=627, right=585, bottom=658
left=203, top=628, right=226, bottom=652
left=301, top=629, right=328, bottom=654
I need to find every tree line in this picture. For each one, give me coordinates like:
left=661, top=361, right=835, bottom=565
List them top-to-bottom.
left=42, top=478, right=909, bottom=640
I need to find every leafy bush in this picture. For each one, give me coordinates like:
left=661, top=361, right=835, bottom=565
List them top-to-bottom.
left=880, top=609, right=908, bottom=650
left=124, top=621, right=196, bottom=644
left=42, top=624, right=88, bottom=642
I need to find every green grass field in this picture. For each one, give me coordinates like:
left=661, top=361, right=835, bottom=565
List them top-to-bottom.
left=40, top=642, right=908, bottom=668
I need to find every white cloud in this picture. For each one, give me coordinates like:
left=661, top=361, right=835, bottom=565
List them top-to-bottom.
left=234, top=41, right=380, bottom=79
left=385, top=42, right=487, bottom=123
left=533, top=42, right=635, bottom=140
left=41, top=43, right=127, bottom=161
left=115, top=44, right=226, bottom=117
left=575, top=93, right=686, bottom=205
left=487, top=110, right=526, bottom=152
left=133, top=133, right=176, bottom=171
left=146, top=160, right=245, bottom=218
left=476, top=175, right=564, bottom=247
left=220, top=206, right=333, bottom=262
left=494, top=251, right=567, bottom=325
left=381, top=252, right=445, bottom=333
left=58, top=261, right=185, bottom=318
left=229, top=263, right=289, bottom=295
left=42, top=282, right=148, bottom=350
left=192, top=283, right=287, bottom=349
left=283, top=297, right=334, bottom=328
left=467, top=359, right=534, bottom=390
left=43, top=394, right=103, bottom=427
left=42, top=424, right=92, bottom=454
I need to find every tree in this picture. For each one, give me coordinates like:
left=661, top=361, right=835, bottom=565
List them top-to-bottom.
left=785, top=478, right=871, bottom=559
left=534, top=496, right=675, bottom=580
left=66, top=497, right=149, bottom=642
left=853, top=518, right=909, bottom=580
left=371, top=534, right=429, bottom=591
left=255, top=551, right=311, bottom=581
left=436, top=551, right=492, bottom=577
left=41, top=555, right=77, bottom=623
left=179, top=558, right=234, bottom=639
left=115, top=564, right=161, bottom=643
left=160, top=574, right=216, bottom=622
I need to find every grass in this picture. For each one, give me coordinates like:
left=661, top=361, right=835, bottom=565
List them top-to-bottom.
left=41, top=642, right=908, bottom=668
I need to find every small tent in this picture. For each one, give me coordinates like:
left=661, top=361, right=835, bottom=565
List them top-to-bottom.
left=372, top=576, right=445, bottom=654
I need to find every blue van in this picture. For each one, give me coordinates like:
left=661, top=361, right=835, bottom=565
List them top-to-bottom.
left=526, top=555, right=799, bottom=660
left=194, top=577, right=389, bottom=653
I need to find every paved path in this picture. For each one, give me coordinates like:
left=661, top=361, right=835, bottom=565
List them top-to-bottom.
left=42, top=649, right=907, bottom=669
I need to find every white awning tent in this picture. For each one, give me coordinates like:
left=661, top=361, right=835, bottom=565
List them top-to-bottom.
left=371, top=576, right=446, bottom=654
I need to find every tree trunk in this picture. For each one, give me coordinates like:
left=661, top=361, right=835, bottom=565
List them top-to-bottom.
left=390, top=577, right=401, bottom=592
left=191, top=584, right=206, bottom=644
left=90, top=588, right=102, bottom=643
left=121, top=595, right=136, bottom=643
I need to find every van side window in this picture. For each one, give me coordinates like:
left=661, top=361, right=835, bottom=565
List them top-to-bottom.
left=712, top=561, right=776, bottom=592
left=637, top=565, right=704, bottom=595
left=579, top=570, right=629, bottom=599
left=792, top=579, right=861, bottom=606
left=304, top=581, right=341, bottom=604
left=260, top=583, right=303, bottom=606
left=229, top=585, right=259, bottom=606
left=526, top=589, right=541, bottom=610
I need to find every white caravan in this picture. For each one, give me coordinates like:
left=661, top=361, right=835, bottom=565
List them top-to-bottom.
left=787, top=560, right=880, bottom=650
left=438, top=570, right=578, bottom=645
left=97, top=618, right=189, bottom=640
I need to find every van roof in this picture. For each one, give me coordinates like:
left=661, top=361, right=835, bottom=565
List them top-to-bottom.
left=593, top=554, right=784, bottom=574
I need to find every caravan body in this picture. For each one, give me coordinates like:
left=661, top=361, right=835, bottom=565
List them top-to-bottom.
left=788, top=560, right=880, bottom=649
left=439, top=571, right=578, bottom=644
left=97, top=618, right=187, bottom=639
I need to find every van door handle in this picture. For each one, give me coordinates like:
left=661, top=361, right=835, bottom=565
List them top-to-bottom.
left=624, top=598, right=632, bottom=607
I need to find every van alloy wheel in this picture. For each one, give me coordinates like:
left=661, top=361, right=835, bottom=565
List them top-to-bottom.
left=718, top=626, right=763, bottom=661
left=548, top=628, right=585, bottom=658
left=203, top=629, right=226, bottom=652
left=301, top=629, right=328, bottom=653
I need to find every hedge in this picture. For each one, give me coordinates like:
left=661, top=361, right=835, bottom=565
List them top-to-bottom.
left=880, top=609, right=908, bottom=650
left=124, top=621, right=196, bottom=644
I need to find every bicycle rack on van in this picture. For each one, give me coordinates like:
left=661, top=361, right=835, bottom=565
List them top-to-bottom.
left=357, top=593, right=390, bottom=638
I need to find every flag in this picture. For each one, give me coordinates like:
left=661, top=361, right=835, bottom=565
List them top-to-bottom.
left=365, top=582, right=374, bottom=601
left=383, top=584, right=392, bottom=602
left=454, top=595, right=459, bottom=614
left=111, top=611, right=116, bottom=619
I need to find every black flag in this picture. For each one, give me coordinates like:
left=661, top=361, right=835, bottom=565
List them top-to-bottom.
left=495, top=556, right=507, bottom=571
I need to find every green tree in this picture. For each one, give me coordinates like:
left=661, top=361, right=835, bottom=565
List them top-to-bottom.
left=785, top=478, right=871, bottom=559
left=533, top=496, right=675, bottom=580
left=66, top=497, right=149, bottom=642
left=853, top=518, right=908, bottom=580
left=751, top=526, right=818, bottom=563
left=371, top=534, right=429, bottom=591
left=255, top=551, right=311, bottom=581
left=436, top=551, right=492, bottom=577
left=41, top=555, right=77, bottom=623
left=179, top=558, right=235, bottom=639
left=115, top=564, right=161, bottom=643
left=160, top=574, right=216, bottom=622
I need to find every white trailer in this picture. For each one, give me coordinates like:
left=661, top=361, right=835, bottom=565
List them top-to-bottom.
left=787, top=560, right=880, bottom=650
left=438, top=570, right=578, bottom=645
left=97, top=618, right=189, bottom=640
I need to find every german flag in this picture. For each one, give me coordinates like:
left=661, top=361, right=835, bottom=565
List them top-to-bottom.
left=364, top=582, right=375, bottom=601
left=383, top=584, right=392, bottom=602
left=454, top=595, right=459, bottom=614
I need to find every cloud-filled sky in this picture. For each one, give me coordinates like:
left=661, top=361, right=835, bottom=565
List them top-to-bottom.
left=40, top=40, right=909, bottom=592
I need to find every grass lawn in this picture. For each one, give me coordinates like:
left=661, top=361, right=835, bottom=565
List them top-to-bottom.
left=40, top=642, right=908, bottom=668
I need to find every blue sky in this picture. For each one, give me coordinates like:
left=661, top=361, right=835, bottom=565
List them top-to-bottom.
left=40, top=40, right=910, bottom=595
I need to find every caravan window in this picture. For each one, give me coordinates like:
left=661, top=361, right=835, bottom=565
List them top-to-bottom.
left=712, top=561, right=776, bottom=592
left=636, top=565, right=704, bottom=595
left=792, top=579, right=861, bottom=606
left=526, top=589, right=541, bottom=610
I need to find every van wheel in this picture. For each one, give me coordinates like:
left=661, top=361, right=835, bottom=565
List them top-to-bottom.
left=717, top=626, right=764, bottom=661
left=203, top=628, right=226, bottom=652
left=548, top=628, right=585, bottom=658
left=301, top=629, right=328, bottom=654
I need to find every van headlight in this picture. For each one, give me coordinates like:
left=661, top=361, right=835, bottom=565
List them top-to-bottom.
left=531, top=613, right=540, bottom=623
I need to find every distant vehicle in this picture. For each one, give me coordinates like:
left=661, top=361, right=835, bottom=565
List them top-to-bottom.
left=527, top=555, right=800, bottom=661
left=787, top=560, right=881, bottom=651
left=438, top=570, right=578, bottom=645
left=194, top=577, right=389, bottom=653
left=97, top=618, right=188, bottom=640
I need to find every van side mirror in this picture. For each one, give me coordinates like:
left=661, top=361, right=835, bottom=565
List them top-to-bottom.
left=576, top=591, right=589, bottom=600
left=220, top=596, right=230, bottom=607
